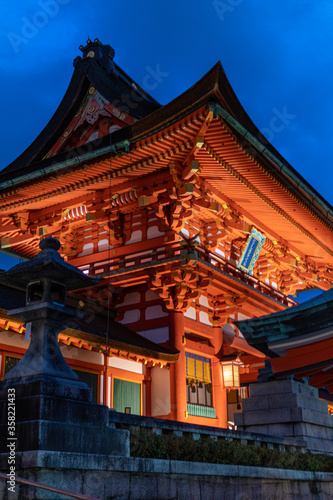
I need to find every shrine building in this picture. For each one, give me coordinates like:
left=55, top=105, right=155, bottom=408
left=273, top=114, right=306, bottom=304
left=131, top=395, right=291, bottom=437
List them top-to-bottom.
left=0, top=39, right=333, bottom=428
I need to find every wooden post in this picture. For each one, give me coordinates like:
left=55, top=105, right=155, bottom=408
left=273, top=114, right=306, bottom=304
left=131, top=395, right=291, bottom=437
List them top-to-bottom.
left=169, top=311, right=187, bottom=422
left=211, top=326, right=228, bottom=427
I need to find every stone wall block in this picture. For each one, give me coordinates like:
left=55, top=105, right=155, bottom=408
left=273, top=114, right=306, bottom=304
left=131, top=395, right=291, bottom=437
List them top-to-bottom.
left=236, top=380, right=333, bottom=455
left=249, top=380, right=318, bottom=399
left=267, top=393, right=326, bottom=411
left=241, top=396, right=269, bottom=412
left=291, top=407, right=333, bottom=427
left=242, top=408, right=293, bottom=426
left=234, top=412, right=244, bottom=426
left=293, top=422, right=331, bottom=439
left=1, top=458, right=333, bottom=499
left=82, top=471, right=106, bottom=498
left=105, top=471, right=130, bottom=500
left=128, top=474, right=159, bottom=500
left=157, top=475, right=177, bottom=499
left=176, top=477, right=201, bottom=500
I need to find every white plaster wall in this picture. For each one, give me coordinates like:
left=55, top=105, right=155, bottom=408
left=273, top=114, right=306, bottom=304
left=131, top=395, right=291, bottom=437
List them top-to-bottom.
left=86, top=130, right=98, bottom=143
left=147, top=225, right=164, bottom=239
left=125, top=230, right=142, bottom=245
left=98, top=239, right=110, bottom=251
left=78, top=242, right=94, bottom=256
left=157, top=247, right=166, bottom=259
left=215, top=248, right=225, bottom=258
left=125, top=251, right=149, bottom=260
left=199, top=295, right=209, bottom=308
left=145, top=305, right=168, bottom=320
left=184, top=307, right=196, bottom=320
left=121, top=309, right=140, bottom=324
left=199, top=311, right=212, bottom=326
left=236, top=313, right=249, bottom=338
left=0, top=329, right=105, bottom=366
left=0, top=330, right=30, bottom=349
left=60, top=345, right=104, bottom=364
left=108, top=356, right=144, bottom=374
left=151, top=366, right=171, bottom=416
left=99, top=374, right=104, bottom=404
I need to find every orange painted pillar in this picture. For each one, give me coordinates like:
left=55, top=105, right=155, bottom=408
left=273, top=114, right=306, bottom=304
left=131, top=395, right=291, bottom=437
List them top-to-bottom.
left=169, top=311, right=187, bottom=422
left=211, top=326, right=228, bottom=428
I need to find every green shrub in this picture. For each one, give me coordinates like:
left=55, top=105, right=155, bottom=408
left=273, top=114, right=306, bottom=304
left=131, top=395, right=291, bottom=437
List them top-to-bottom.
left=130, top=429, right=333, bottom=472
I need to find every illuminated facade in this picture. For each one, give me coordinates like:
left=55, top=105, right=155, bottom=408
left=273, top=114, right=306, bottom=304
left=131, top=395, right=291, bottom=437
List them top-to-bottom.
left=1, top=39, right=333, bottom=427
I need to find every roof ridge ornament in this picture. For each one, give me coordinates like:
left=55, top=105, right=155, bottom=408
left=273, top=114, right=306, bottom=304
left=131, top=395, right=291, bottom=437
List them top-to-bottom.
left=75, top=38, right=117, bottom=76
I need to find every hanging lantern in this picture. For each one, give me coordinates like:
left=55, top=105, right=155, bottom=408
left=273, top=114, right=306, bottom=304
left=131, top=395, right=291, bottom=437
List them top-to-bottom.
left=222, top=357, right=242, bottom=389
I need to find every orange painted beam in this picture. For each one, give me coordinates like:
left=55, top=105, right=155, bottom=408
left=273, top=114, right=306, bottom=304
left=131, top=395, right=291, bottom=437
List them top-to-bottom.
left=184, top=318, right=215, bottom=337
left=270, top=337, right=333, bottom=374
left=308, top=370, right=333, bottom=387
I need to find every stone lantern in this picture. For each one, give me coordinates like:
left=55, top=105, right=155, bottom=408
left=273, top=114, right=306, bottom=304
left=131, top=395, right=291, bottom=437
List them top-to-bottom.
left=0, top=237, right=129, bottom=457
left=1, top=237, right=97, bottom=397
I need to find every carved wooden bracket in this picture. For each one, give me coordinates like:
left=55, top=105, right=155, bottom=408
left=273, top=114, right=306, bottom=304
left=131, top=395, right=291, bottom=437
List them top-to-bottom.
left=150, top=267, right=211, bottom=312
left=208, top=293, right=247, bottom=326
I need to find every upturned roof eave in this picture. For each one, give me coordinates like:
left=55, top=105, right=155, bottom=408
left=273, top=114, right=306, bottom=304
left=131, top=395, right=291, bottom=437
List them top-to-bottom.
left=123, top=59, right=333, bottom=226
left=211, top=102, right=333, bottom=225
left=235, top=288, right=333, bottom=351
left=63, top=327, right=179, bottom=363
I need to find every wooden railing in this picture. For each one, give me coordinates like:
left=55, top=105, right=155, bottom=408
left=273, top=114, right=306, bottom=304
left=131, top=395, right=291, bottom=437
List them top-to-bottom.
left=84, top=243, right=296, bottom=308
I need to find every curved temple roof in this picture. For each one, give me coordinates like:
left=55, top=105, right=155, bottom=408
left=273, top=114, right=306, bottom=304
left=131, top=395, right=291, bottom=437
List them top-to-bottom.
left=1, top=38, right=160, bottom=177
left=0, top=39, right=333, bottom=297
left=1, top=41, right=332, bottom=228
left=235, top=289, right=333, bottom=392
left=235, top=289, right=333, bottom=356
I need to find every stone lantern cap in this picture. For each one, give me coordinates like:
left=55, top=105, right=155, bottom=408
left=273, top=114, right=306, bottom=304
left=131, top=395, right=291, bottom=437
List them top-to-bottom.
left=0, top=237, right=98, bottom=292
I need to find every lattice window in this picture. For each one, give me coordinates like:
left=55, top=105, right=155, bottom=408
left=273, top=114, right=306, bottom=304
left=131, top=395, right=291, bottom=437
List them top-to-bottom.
left=186, top=353, right=212, bottom=407
left=4, top=355, right=21, bottom=376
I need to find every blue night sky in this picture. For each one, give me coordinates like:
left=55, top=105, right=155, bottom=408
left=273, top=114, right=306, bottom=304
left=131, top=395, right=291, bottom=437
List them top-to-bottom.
left=0, top=1, right=332, bottom=297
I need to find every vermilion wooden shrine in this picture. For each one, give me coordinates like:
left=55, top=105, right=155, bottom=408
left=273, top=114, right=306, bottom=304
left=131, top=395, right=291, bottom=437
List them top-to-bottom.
left=0, top=39, right=333, bottom=427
